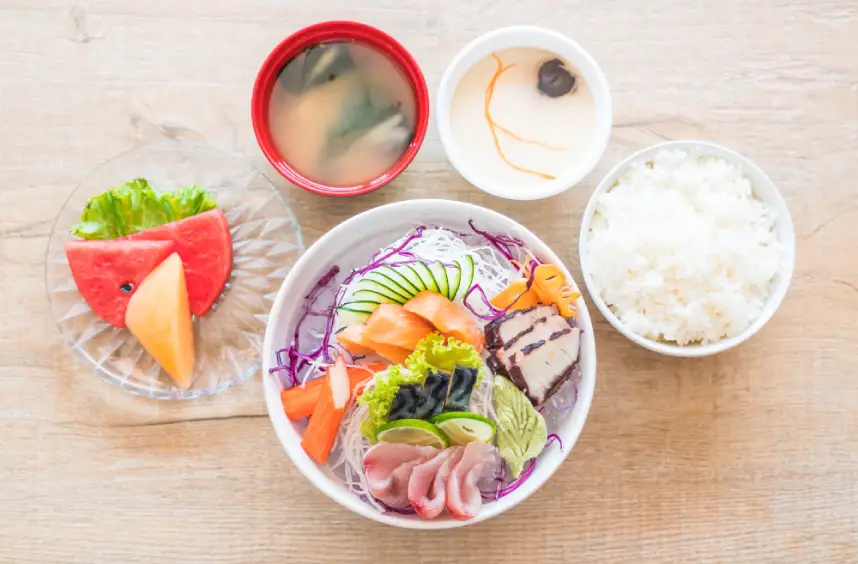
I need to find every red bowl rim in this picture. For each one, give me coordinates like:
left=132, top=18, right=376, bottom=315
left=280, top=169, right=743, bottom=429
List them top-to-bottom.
left=251, top=21, right=430, bottom=197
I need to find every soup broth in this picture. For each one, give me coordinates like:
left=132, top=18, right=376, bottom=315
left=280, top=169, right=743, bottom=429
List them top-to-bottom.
left=268, top=41, right=417, bottom=187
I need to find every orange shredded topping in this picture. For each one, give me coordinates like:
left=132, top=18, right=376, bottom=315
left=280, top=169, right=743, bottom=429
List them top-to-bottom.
left=484, top=54, right=567, bottom=180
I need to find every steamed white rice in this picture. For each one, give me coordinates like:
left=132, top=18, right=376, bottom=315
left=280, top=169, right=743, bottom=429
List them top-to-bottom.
left=586, top=148, right=783, bottom=345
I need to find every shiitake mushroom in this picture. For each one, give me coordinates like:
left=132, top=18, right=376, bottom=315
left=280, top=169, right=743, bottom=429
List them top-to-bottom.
left=537, top=58, right=577, bottom=98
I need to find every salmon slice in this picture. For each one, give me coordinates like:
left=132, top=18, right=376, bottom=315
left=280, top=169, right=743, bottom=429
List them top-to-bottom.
left=403, top=291, right=484, bottom=352
left=363, top=304, right=434, bottom=350
left=336, top=324, right=376, bottom=356
left=365, top=341, right=411, bottom=364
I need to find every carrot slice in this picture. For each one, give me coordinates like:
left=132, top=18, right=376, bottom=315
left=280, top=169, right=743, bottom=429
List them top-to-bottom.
left=532, top=264, right=581, bottom=317
left=490, top=279, right=539, bottom=312
left=403, top=291, right=484, bottom=351
left=363, top=303, right=434, bottom=350
left=336, top=324, right=376, bottom=356
left=301, top=356, right=351, bottom=464
left=282, top=364, right=376, bottom=421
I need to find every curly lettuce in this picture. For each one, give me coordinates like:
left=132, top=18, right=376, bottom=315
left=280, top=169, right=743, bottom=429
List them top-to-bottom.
left=70, top=178, right=217, bottom=240
left=359, top=333, right=486, bottom=441
left=405, top=333, right=486, bottom=384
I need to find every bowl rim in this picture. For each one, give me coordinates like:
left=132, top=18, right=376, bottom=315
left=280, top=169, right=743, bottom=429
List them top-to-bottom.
left=250, top=20, right=430, bottom=197
left=436, top=25, right=613, bottom=201
left=578, top=139, right=797, bottom=357
left=262, top=199, right=597, bottom=528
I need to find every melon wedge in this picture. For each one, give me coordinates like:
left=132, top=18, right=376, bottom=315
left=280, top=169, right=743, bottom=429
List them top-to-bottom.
left=125, top=253, right=195, bottom=388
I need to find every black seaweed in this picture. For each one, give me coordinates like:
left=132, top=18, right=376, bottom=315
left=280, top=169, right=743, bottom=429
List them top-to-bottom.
left=537, top=58, right=577, bottom=98
left=444, top=365, right=478, bottom=412
left=413, top=370, right=451, bottom=420
left=387, top=384, right=421, bottom=421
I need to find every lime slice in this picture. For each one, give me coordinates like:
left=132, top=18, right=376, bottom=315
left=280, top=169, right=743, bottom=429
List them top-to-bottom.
left=430, top=412, right=497, bottom=445
left=376, top=419, right=450, bottom=449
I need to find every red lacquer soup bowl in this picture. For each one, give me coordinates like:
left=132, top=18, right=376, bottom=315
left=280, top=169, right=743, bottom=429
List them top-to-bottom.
left=251, top=21, right=430, bottom=197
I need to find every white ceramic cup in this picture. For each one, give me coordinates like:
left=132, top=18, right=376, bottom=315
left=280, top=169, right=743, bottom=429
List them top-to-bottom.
left=436, top=26, right=612, bottom=200
left=579, top=140, right=796, bottom=357
left=262, top=200, right=596, bottom=528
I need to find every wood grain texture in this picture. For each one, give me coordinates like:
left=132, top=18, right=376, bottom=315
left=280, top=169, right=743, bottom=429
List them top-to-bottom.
left=1, top=0, right=856, bottom=561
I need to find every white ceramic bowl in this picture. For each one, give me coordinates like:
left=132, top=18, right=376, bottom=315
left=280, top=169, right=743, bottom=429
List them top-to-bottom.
left=436, top=26, right=612, bottom=200
left=579, top=140, right=796, bottom=357
left=263, top=200, right=596, bottom=529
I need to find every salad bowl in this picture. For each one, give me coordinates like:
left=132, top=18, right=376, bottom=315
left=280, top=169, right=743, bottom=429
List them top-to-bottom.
left=262, top=199, right=596, bottom=529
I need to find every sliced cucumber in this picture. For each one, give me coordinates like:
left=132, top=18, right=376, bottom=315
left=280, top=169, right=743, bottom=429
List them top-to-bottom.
left=453, top=255, right=476, bottom=301
left=411, top=261, right=439, bottom=293
left=428, top=261, right=450, bottom=299
left=447, top=261, right=462, bottom=302
left=375, top=265, right=419, bottom=298
left=400, top=265, right=428, bottom=294
left=358, top=270, right=411, bottom=303
left=353, top=279, right=406, bottom=304
left=352, top=289, right=402, bottom=305
left=337, top=300, right=377, bottom=313
left=336, top=301, right=375, bottom=326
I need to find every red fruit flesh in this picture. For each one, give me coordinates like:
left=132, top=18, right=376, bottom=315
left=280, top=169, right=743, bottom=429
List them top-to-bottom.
left=125, top=209, right=233, bottom=316
left=65, top=239, right=176, bottom=328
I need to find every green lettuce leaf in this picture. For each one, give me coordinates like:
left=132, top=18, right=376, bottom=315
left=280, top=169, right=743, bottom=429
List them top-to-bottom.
left=70, top=178, right=217, bottom=240
left=405, top=332, right=486, bottom=384
left=494, top=375, right=547, bottom=478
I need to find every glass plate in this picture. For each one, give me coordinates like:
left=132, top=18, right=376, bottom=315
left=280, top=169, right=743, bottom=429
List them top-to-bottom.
left=46, top=141, right=304, bottom=400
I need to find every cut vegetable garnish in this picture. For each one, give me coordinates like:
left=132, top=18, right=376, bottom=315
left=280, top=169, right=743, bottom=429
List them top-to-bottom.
left=490, top=279, right=539, bottom=312
left=302, top=356, right=352, bottom=464
left=493, top=375, right=547, bottom=478
left=431, top=412, right=497, bottom=445
left=377, top=419, right=450, bottom=449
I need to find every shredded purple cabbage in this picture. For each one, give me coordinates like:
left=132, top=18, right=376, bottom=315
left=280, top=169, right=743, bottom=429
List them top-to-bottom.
left=269, top=265, right=341, bottom=388
left=546, top=433, right=564, bottom=451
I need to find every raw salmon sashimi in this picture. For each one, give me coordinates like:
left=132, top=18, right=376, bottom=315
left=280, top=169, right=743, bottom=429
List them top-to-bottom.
left=403, top=291, right=485, bottom=351
left=363, top=304, right=434, bottom=351
left=336, top=324, right=411, bottom=364
left=336, top=325, right=376, bottom=356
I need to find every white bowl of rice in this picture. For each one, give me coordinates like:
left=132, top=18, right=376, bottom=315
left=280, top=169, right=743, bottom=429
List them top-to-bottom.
left=579, top=140, right=795, bottom=357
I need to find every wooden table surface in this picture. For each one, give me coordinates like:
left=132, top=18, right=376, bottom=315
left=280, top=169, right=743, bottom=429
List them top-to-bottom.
left=2, top=0, right=857, bottom=562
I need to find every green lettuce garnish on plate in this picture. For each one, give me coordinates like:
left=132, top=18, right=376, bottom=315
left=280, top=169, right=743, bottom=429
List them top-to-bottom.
left=70, top=178, right=217, bottom=240
left=359, top=333, right=485, bottom=441
left=494, top=375, right=547, bottom=478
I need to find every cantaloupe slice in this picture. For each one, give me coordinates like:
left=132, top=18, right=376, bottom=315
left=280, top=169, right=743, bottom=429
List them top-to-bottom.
left=125, top=253, right=195, bottom=388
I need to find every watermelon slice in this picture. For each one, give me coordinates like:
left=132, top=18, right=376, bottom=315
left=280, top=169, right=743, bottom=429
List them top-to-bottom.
left=125, top=209, right=233, bottom=317
left=65, top=239, right=177, bottom=328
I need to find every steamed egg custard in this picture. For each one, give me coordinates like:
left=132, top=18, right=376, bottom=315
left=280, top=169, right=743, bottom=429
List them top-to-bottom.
left=268, top=41, right=417, bottom=188
left=450, top=47, right=597, bottom=190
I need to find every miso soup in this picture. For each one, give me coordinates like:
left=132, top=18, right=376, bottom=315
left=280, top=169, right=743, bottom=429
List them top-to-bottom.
left=268, top=41, right=417, bottom=187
